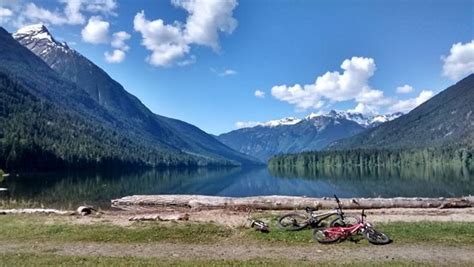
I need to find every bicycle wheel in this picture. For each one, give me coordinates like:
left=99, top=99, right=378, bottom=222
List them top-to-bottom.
left=277, top=213, right=309, bottom=231
left=329, top=215, right=358, bottom=227
left=363, top=227, right=391, bottom=245
left=313, top=229, right=340, bottom=244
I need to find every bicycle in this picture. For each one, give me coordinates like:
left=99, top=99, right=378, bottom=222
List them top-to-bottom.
left=277, top=195, right=358, bottom=231
left=313, top=209, right=391, bottom=245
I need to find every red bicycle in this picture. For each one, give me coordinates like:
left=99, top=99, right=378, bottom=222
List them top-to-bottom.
left=313, top=209, right=391, bottom=245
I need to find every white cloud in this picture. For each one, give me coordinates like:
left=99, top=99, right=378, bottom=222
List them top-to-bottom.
left=5, top=0, right=117, bottom=27
left=62, top=0, right=86, bottom=24
left=84, top=0, right=117, bottom=15
left=134, top=0, right=238, bottom=67
left=173, top=0, right=238, bottom=50
left=23, top=3, right=69, bottom=25
left=0, top=7, right=12, bottom=24
left=133, top=11, right=189, bottom=66
left=81, top=16, right=109, bottom=44
left=111, top=31, right=131, bottom=50
left=442, top=40, right=474, bottom=80
left=104, top=49, right=125, bottom=63
left=177, top=55, right=197, bottom=66
left=272, top=57, right=386, bottom=110
left=218, top=69, right=237, bottom=76
left=396, top=84, right=414, bottom=94
left=254, top=90, right=265, bottom=98
left=389, top=90, right=434, bottom=113
left=347, top=103, right=377, bottom=115
left=235, top=121, right=262, bottom=129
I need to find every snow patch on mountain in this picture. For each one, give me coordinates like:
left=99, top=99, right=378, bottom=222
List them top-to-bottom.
left=241, top=110, right=403, bottom=129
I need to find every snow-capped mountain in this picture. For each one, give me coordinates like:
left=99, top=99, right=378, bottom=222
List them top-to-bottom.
left=9, top=24, right=258, bottom=166
left=13, top=24, right=77, bottom=60
left=217, top=110, right=404, bottom=162
left=241, top=110, right=403, bottom=129
left=322, top=110, right=403, bottom=128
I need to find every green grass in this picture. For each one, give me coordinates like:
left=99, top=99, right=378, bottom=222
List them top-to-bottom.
left=0, top=215, right=230, bottom=244
left=0, top=215, right=473, bottom=246
left=244, top=218, right=474, bottom=245
left=0, top=253, right=438, bottom=267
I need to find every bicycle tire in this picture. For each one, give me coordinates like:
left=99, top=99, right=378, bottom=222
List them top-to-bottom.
left=277, top=213, right=309, bottom=231
left=363, top=227, right=392, bottom=245
left=313, top=229, right=341, bottom=244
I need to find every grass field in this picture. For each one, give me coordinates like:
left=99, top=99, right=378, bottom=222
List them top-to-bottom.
left=0, top=215, right=472, bottom=266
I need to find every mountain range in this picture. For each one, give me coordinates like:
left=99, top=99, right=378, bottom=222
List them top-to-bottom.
left=0, top=25, right=258, bottom=170
left=329, top=74, right=474, bottom=150
left=217, top=110, right=402, bottom=162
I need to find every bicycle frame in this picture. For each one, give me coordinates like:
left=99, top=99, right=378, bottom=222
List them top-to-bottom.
left=322, top=209, right=371, bottom=240
left=323, top=221, right=365, bottom=240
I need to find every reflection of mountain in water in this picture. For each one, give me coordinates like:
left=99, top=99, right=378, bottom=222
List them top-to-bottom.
left=1, top=165, right=472, bottom=209
left=269, top=165, right=474, bottom=198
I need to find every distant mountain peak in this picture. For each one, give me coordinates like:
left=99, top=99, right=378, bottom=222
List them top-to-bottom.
left=13, top=24, right=73, bottom=54
left=15, top=24, right=54, bottom=41
left=242, top=110, right=403, bottom=130
left=263, top=117, right=302, bottom=127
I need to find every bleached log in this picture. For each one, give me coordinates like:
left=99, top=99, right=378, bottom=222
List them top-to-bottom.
left=111, top=195, right=474, bottom=210
left=0, top=208, right=72, bottom=215
left=128, top=213, right=189, bottom=221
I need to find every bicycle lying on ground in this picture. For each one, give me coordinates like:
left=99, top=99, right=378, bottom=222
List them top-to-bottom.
left=277, top=195, right=358, bottom=231
left=313, top=209, right=391, bottom=245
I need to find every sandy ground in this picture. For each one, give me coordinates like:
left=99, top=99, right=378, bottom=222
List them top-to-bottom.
left=2, top=207, right=474, bottom=265
left=67, top=207, right=474, bottom=227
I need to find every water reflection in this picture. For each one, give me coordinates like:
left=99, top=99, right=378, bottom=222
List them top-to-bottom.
left=0, top=165, right=472, bottom=209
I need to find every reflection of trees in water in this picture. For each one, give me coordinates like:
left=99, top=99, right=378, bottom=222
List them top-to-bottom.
left=1, top=165, right=472, bottom=209
left=268, top=165, right=474, bottom=198
left=0, top=167, right=242, bottom=209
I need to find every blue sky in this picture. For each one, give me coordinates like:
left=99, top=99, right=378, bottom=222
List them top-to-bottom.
left=1, top=0, right=473, bottom=134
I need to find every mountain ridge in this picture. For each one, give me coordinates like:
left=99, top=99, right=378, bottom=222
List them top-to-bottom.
left=12, top=24, right=258, bottom=166
left=328, top=74, right=474, bottom=150
left=217, top=110, right=402, bottom=162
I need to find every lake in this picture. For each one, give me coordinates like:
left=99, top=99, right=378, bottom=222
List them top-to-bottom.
left=0, top=165, right=473, bottom=210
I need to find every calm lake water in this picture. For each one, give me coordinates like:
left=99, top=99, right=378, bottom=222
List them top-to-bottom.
left=0, top=166, right=473, bottom=209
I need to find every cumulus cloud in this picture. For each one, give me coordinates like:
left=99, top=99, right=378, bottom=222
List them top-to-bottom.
left=4, top=0, right=117, bottom=27
left=62, top=0, right=86, bottom=24
left=84, top=0, right=117, bottom=15
left=133, top=0, right=238, bottom=67
left=173, top=0, right=238, bottom=50
left=23, top=3, right=69, bottom=25
left=0, top=7, right=13, bottom=24
left=133, top=11, right=189, bottom=66
left=81, top=16, right=109, bottom=44
left=104, top=31, right=131, bottom=63
left=111, top=31, right=131, bottom=50
left=442, top=40, right=474, bottom=80
left=104, top=49, right=125, bottom=63
left=271, top=57, right=386, bottom=111
left=396, top=84, right=414, bottom=94
left=254, top=90, right=265, bottom=98
left=388, top=90, right=434, bottom=113
left=347, top=103, right=377, bottom=115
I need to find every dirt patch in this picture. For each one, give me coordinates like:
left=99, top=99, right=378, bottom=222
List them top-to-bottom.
left=63, top=207, right=474, bottom=228
left=0, top=241, right=472, bottom=265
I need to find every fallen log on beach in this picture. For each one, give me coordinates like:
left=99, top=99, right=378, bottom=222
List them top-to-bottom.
left=111, top=195, right=474, bottom=210
left=0, top=208, right=73, bottom=215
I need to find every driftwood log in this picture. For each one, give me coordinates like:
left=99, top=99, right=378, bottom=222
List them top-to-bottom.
left=111, top=195, right=474, bottom=210
left=0, top=208, right=72, bottom=215
left=128, top=213, right=190, bottom=222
